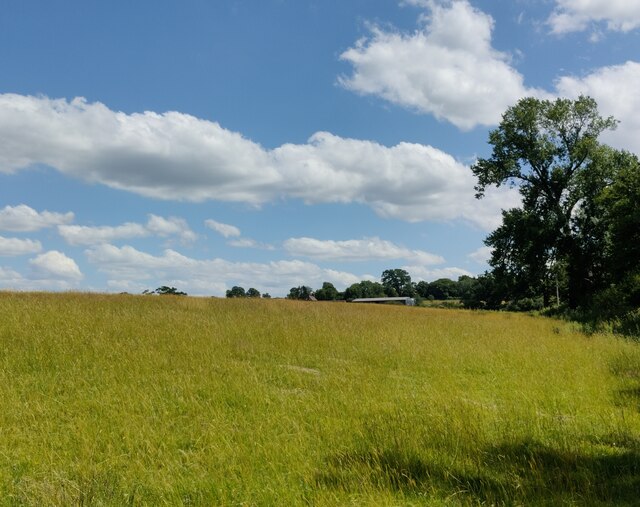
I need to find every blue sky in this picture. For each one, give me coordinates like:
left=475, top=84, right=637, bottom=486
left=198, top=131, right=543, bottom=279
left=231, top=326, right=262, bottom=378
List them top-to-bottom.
left=0, top=0, right=639, bottom=296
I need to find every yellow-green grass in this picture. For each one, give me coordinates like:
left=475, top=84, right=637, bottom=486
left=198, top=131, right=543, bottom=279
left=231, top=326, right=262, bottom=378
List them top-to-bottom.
left=1, top=292, right=639, bottom=506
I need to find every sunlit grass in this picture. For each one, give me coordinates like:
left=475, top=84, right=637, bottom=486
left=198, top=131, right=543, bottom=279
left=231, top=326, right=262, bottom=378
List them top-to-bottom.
left=1, top=292, right=639, bottom=505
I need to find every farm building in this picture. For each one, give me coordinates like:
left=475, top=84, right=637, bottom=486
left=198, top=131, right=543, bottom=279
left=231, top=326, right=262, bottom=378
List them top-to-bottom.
left=350, top=297, right=416, bottom=306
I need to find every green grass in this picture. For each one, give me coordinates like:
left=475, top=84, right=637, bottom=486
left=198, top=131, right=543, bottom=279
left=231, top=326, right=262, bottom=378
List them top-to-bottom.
left=1, top=292, right=639, bottom=505
left=418, top=299, right=463, bottom=309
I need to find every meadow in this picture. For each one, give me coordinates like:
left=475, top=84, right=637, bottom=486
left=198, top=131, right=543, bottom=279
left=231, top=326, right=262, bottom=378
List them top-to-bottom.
left=0, top=292, right=639, bottom=506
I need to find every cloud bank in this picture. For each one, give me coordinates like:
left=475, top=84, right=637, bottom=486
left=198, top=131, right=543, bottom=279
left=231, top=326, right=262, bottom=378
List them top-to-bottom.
left=339, top=0, right=546, bottom=129
left=339, top=0, right=640, bottom=157
left=549, top=0, right=640, bottom=34
left=556, top=61, right=640, bottom=156
left=0, top=93, right=518, bottom=230
left=0, top=204, right=74, bottom=232
left=58, top=214, right=196, bottom=245
left=204, top=219, right=241, bottom=238
left=0, top=236, right=42, bottom=256
left=283, top=236, right=444, bottom=264
left=86, top=243, right=365, bottom=296
left=467, top=245, right=492, bottom=265
left=29, top=250, right=83, bottom=280
left=404, top=265, right=473, bottom=282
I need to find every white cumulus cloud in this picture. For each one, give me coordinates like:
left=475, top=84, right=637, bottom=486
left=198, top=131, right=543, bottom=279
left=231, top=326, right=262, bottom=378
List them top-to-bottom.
left=339, top=0, right=546, bottom=129
left=339, top=0, right=640, bottom=151
left=548, top=0, right=640, bottom=34
left=337, top=1, right=640, bottom=159
left=556, top=61, right=640, bottom=156
left=0, top=93, right=516, bottom=230
left=0, top=204, right=74, bottom=232
left=58, top=214, right=196, bottom=246
left=146, top=215, right=197, bottom=243
left=204, top=219, right=241, bottom=238
left=58, top=222, right=149, bottom=246
left=0, top=236, right=42, bottom=256
left=283, top=236, right=444, bottom=265
left=227, top=238, right=274, bottom=250
left=86, top=243, right=364, bottom=296
left=467, top=245, right=492, bottom=264
left=29, top=250, right=83, bottom=280
left=0, top=265, right=79, bottom=291
left=405, top=265, right=473, bottom=282
left=0, top=266, right=27, bottom=288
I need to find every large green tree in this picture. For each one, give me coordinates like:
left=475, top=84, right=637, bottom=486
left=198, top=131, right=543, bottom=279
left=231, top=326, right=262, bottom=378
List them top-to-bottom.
left=472, top=96, right=617, bottom=307
left=583, top=148, right=640, bottom=318
left=596, top=150, right=640, bottom=284
left=381, top=269, right=415, bottom=297
left=423, top=278, right=458, bottom=300
left=314, top=282, right=340, bottom=301
left=226, top=286, right=246, bottom=298
left=287, top=286, right=313, bottom=300
left=246, top=287, right=261, bottom=298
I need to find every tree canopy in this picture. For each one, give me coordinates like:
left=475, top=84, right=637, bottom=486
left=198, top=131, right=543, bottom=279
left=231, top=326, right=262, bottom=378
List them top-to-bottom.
left=472, top=95, right=639, bottom=331
left=472, top=96, right=620, bottom=308
left=381, top=269, right=415, bottom=297
left=344, top=280, right=387, bottom=300
left=314, top=282, right=340, bottom=301
left=145, top=286, right=187, bottom=296
left=226, top=286, right=246, bottom=298
left=287, top=286, right=314, bottom=300
left=246, top=288, right=261, bottom=298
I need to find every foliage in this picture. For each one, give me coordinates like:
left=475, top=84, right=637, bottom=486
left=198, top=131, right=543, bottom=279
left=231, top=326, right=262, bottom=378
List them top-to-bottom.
left=472, top=95, right=617, bottom=308
left=472, top=95, right=639, bottom=332
left=596, top=150, right=640, bottom=291
left=381, top=269, right=415, bottom=297
left=461, top=273, right=506, bottom=310
left=414, top=276, right=477, bottom=302
left=417, top=278, right=457, bottom=300
left=343, top=280, right=386, bottom=300
left=414, top=280, right=430, bottom=298
left=314, top=282, right=340, bottom=301
left=144, top=286, right=188, bottom=296
left=226, top=286, right=246, bottom=298
left=226, top=286, right=269, bottom=299
left=287, top=286, right=314, bottom=300
left=246, top=287, right=261, bottom=298
left=504, top=296, right=544, bottom=312
left=420, top=298, right=464, bottom=309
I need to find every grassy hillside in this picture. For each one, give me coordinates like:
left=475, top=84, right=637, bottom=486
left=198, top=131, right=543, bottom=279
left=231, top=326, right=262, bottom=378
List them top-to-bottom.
left=1, top=293, right=639, bottom=505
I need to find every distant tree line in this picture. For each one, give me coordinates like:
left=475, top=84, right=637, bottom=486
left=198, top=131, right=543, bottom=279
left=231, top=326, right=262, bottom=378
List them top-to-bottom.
left=284, top=269, right=482, bottom=304
left=224, top=272, right=477, bottom=303
left=141, top=285, right=275, bottom=299
left=225, top=286, right=271, bottom=299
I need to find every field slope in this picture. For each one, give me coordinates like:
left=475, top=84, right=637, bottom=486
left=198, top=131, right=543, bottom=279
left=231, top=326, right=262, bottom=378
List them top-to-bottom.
left=1, top=293, right=639, bottom=505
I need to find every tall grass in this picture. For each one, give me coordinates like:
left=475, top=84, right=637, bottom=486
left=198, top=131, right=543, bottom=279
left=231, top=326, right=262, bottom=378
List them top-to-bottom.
left=0, top=292, right=638, bottom=505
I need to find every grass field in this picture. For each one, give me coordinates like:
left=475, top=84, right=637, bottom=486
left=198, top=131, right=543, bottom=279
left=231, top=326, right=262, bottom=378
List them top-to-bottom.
left=1, top=292, right=639, bottom=505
